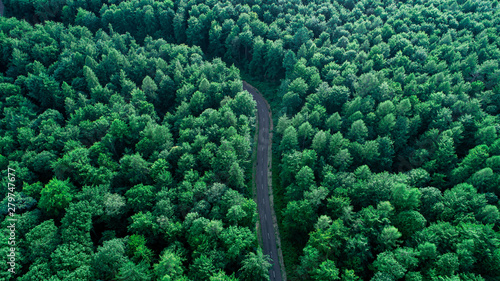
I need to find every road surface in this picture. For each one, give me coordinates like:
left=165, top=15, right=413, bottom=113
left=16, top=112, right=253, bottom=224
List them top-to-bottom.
left=243, top=81, right=283, bottom=281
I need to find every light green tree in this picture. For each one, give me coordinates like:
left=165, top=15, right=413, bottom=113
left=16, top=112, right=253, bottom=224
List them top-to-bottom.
left=38, top=178, right=73, bottom=216
left=239, top=248, right=272, bottom=281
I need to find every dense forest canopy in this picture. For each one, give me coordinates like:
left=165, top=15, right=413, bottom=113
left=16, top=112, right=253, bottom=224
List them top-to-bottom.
left=1, top=0, right=500, bottom=280
left=0, top=14, right=262, bottom=281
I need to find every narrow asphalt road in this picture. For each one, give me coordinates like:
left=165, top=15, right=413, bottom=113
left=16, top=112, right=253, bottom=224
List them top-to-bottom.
left=243, top=81, right=282, bottom=281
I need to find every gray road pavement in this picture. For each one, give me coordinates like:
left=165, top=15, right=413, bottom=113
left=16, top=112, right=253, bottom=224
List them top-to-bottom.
left=243, top=82, right=282, bottom=281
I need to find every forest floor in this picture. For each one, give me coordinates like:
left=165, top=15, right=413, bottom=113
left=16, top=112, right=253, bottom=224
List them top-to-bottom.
left=244, top=81, right=286, bottom=281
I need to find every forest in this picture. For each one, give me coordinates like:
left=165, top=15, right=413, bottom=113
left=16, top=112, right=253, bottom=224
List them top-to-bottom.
left=1, top=0, right=500, bottom=280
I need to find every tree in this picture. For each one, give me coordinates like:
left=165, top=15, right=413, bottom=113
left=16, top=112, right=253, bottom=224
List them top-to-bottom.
left=173, top=10, right=186, bottom=43
left=186, top=16, right=204, bottom=47
left=209, top=22, right=224, bottom=57
left=239, top=25, right=254, bottom=60
left=293, top=28, right=311, bottom=50
left=264, top=39, right=284, bottom=79
left=6, top=48, right=29, bottom=77
left=283, top=50, right=297, bottom=74
left=83, top=65, right=100, bottom=90
left=26, top=72, right=63, bottom=109
left=354, top=73, right=380, bottom=97
left=142, top=76, right=158, bottom=101
left=289, top=77, right=308, bottom=98
left=199, top=78, right=210, bottom=94
left=320, top=85, right=349, bottom=114
left=190, top=91, right=206, bottom=115
left=229, top=91, right=256, bottom=118
left=283, top=91, right=302, bottom=113
left=308, top=106, right=326, bottom=129
left=326, top=113, right=342, bottom=133
left=378, top=114, right=396, bottom=136
left=348, top=120, right=368, bottom=143
left=298, top=121, right=314, bottom=149
left=135, top=122, right=173, bottom=159
left=280, top=126, right=298, bottom=152
left=312, top=130, right=328, bottom=156
left=434, top=132, right=458, bottom=173
left=376, top=136, right=394, bottom=172
left=213, top=141, right=238, bottom=182
left=451, top=145, right=489, bottom=184
left=333, top=149, right=353, bottom=171
left=31, top=150, right=56, bottom=178
left=280, top=150, right=303, bottom=187
left=118, top=153, right=151, bottom=186
left=228, top=161, right=245, bottom=190
left=294, top=166, right=315, bottom=199
left=468, top=167, right=498, bottom=194
left=38, top=178, right=73, bottom=216
left=22, top=181, right=43, bottom=201
left=440, top=183, right=487, bottom=223
left=125, top=184, right=155, bottom=213
left=391, top=184, right=421, bottom=211
left=418, top=187, right=443, bottom=222
left=103, top=193, right=126, bottom=219
left=283, top=200, right=317, bottom=241
left=60, top=201, right=93, bottom=245
left=476, top=205, right=500, bottom=225
left=393, top=210, right=426, bottom=239
left=128, top=211, right=159, bottom=238
left=308, top=217, right=347, bottom=260
left=25, top=219, right=60, bottom=261
left=221, top=225, right=255, bottom=261
left=377, top=226, right=402, bottom=251
left=343, top=233, right=372, bottom=273
left=127, top=234, right=153, bottom=264
left=93, top=239, right=129, bottom=280
left=50, top=242, right=93, bottom=279
left=417, top=242, right=438, bottom=262
left=239, top=248, right=272, bottom=281
left=154, top=250, right=184, bottom=280
left=372, top=251, right=406, bottom=280
left=435, top=253, right=459, bottom=276
left=190, top=255, right=216, bottom=281
left=314, top=260, right=340, bottom=281
left=116, top=261, right=152, bottom=281
left=17, top=262, right=53, bottom=281
left=210, top=270, right=238, bottom=281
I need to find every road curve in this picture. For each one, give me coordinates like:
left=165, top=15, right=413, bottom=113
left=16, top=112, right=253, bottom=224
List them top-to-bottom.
left=243, top=81, right=283, bottom=281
